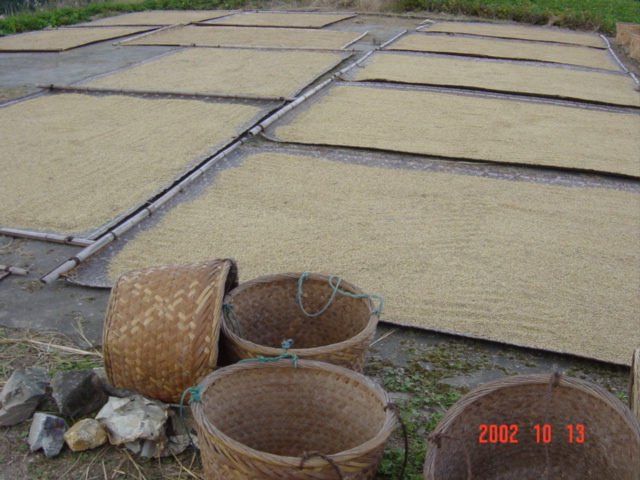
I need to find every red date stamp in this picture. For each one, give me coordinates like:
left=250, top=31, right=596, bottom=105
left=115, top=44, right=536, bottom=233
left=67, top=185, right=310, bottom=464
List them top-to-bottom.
left=479, top=424, right=585, bottom=444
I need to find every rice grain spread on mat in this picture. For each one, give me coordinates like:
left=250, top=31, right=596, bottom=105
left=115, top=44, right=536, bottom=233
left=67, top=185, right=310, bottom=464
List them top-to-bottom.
left=83, top=10, right=237, bottom=26
left=203, top=12, right=354, bottom=28
left=423, top=22, right=605, bottom=48
left=121, top=25, right=361, bottom=49
left=0, top=27, right=153, bottom=51
left=388, top=34, right=620, bottom=71
left=87, top=48, right=348, bottom=98
left=353, top=53, right=640, bottom=108
left=273, top=85, right=640, bottom=178
left=0, top=94, right=261, bottom=234
left=107, top=152, right=640, bottom=365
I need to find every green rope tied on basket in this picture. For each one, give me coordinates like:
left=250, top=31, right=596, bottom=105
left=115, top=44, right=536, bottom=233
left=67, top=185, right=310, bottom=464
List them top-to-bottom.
left=296, top=272, right=384, bottom=317
left=222, top=303, right=243, bottom=337
left=239, top=339, right=298, bottom=368
left=179, top=386, right=203, bottom=464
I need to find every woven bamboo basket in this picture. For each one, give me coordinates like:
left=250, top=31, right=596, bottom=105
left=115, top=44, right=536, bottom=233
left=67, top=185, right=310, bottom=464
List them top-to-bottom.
left=103, top=259, right=238, bottom=403
left=220, top=272, right=380, bottom=372
left=631, top=347, right=639, bottom=423
left=190, top=358, right=398, bottom=479
left=424, top=373, right=640, bottom=480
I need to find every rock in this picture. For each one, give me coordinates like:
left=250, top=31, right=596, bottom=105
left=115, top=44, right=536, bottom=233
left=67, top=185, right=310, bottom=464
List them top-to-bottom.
left=0, top=367, right=49, bottom=426
left=51, top=369, right=108, bottom=417
left=96, top=395, right=168, bottom=446
left=124, top=407, right=199, bottom=458
left=28, top=413, right=67, bottom=458
left=64, top=418, right=108, bottom=451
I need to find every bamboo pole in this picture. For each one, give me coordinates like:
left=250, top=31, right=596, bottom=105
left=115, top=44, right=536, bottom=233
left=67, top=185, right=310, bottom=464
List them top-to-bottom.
left=114, top=23, right=179, bottom=46
left=380, top=30, right=408, bottom=49
left=341, top=31, right=368, bottom=50
left=601, top=34, right=640, bottom=85
left=248, top=50, right=375, bottom=136
left=38, top=84, right=295, bottom=102
left=39, top=139, right=247, bottom=285
left=0, top=227, right=94, bottom=246
left=0, top=265, right=28, bottom=276
left=631, top=347, right=639, bottom=423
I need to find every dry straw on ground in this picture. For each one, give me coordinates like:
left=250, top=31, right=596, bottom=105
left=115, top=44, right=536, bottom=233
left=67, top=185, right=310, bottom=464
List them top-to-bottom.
left=82, top=10, right=238, bottom=26
left=202, top=12, right=354, bottom=28
left=424, top=22, right=606, bottom=48
left=121, top=25, right=362, bottom=49
left=0, top=27, right=153, bottom=51
left=388, top=34, right=620, bottom=71
left=87, top=48, right=348, bottom=97
left=353, top=52, right=640, bottom=108
left=273, top=85, right=640, bottom=178
left=0, top=93, right=261, bottom=234
left=106, top=152, right=640, bottom=365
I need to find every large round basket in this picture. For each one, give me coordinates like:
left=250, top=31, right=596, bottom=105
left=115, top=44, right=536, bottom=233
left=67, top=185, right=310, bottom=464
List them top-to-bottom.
left=103, top=259, right=238, bottom=403
left=220, top=272, right=380, bottom=372
left=190, top=358, right=398, bottom=479
left=424, top=373, right=640, bottom=480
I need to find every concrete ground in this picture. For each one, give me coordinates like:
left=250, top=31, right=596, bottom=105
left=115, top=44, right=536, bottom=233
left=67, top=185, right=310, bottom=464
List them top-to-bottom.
left=0, top=13, right=636, bottom=470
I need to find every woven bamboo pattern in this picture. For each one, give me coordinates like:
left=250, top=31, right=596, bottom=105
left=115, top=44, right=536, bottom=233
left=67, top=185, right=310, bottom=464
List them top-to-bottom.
left=203, top=12, right=355, bottom=28
left=103, top=259, right=238, bottom=403
left=220, top=272, right=379, bottom=372
left=631, top=348, right=640, bottom=422
left=191, top=359, right=398, bottom=479
left=424, top=374, right=640, bottom=479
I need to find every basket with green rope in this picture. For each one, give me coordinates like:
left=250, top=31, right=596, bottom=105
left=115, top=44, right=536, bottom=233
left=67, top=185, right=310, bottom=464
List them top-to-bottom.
left=220, top=272, right=382, bottom=372
left=188, top=357, right=400, bottom=479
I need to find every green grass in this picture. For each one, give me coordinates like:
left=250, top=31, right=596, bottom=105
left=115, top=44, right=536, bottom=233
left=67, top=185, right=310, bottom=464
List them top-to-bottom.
left=1, top=0, right=639, bottom=36
left=395, top=0, right=640, bottom=35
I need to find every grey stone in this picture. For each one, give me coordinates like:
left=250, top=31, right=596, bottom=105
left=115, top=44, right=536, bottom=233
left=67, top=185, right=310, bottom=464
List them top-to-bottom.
left=0, top=367, right=49, bottom=426
left=51, top=369, right=108, bottom=417
left=96, top=395, right=168, bottom=446
left=28, top=412, right=67, bottom=458
left=64, top=418, right=108, bottom=451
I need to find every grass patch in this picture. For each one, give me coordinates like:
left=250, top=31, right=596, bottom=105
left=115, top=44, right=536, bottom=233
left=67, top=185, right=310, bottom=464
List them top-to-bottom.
left=0, top=0, right=246, bottom=36
left=2, top=0, right=639, bottom=36
left=395, top=0, right=640, bottom=35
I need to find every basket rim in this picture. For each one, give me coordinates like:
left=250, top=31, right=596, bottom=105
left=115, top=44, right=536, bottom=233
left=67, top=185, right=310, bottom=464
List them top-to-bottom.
left=221, top=272, right=379, bottom=355
left=190, top=358, right=397, bottom=468
left=424, top=373, right=640, bottom=474
left=431, top=373, right=640, bottom=438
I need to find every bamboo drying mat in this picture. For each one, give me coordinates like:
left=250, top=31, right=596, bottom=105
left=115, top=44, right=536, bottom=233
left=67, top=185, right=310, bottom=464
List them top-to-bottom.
left=79, top=10, right=237, bottom=26
left=201, top=12, right=355, bottom=28
left=423, top=22, right=605, bottom=48
left=120, top=25, right=363, bottom=49
left=0, top=27, right=154, bottom=52
left=387, top=33, right=621, bottom=71
left=84, top=48, right=349, bottom=98
left=350, top=52, right=640, bottom=108
left=270, top=84, right=640, bottom=178
left=0, top=93, right=265, bottom=236
left=91, top=150, right=640, bottom=366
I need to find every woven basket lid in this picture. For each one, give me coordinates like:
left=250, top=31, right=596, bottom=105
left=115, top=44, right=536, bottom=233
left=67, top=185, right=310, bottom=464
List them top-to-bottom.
left=103, top=259, right=238, bottom=403
left=424, top=373, right=640, bottom=480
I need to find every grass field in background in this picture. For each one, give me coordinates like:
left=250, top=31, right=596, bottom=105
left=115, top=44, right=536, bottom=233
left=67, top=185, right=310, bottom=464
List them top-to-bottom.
left=0, top=0, right=639, bottom=36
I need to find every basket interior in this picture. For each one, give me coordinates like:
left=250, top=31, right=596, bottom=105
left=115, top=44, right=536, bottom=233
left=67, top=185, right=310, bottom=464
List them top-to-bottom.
left=227, top=277, right=373, bottom=349
left=199, top=366, right=387, bottom=457
left=429, top=383, right=640, bottom=479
